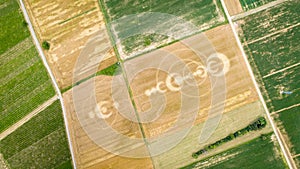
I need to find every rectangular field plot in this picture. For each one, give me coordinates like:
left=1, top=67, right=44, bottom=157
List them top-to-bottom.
left=0, top=0, right=55, bottom=133
left=0, top=0, right=29, bottom=54
left=23, top=0, right=117, bottom=89
left=100, top=0, right=226, bottom=58
left=239, top=0, right=276, bottom=11
left=238, top=1, right=300, bottom=42
left=244, top=25, right=300, bottom=76
left=262, top=66, right=300, bottom=112
left=0, top=101, right=72, bottom=169
left=275, top=106, right=300, bottom=155
left=181, top=133, right=286, bottom=169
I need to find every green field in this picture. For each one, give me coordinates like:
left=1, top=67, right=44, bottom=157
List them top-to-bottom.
left=0, top=0, right=55, bottom=133
left=0, top=0, right=29, bottom=54
left=99, top=0, right=225, bottom=56
left=239, top=0, right=276, bottom=11
left=239, top=0, right=300, bottom=166
left=240, top=1, right=300, bottom=42
left=0, top=101, right=72, bottom=169
left=276, top=106, right=300, bottom=155
left=182, top=133, right=287, bottom=169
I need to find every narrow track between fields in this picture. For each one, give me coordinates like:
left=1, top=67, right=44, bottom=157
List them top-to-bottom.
left=0, top=96, right=57, bottom=140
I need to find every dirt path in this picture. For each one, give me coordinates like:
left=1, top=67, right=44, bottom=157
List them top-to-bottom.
left=220, top=0, right=296, bottom=168
left=232, top=0, right=287, bottom=21
left=248, top=22, right=300, bottom=46
left=263, top=61, right=300, bottom=79
left=0, top=96, right=57, bottom=140
left=271, top=103, right=300, bottom=115
left=0, top=154, right=9, bottom=169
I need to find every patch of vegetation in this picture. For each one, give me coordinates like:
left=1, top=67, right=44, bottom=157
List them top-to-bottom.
left=0, top=0, right=29, bottom=55
left=100, top=0, right=225, bottom=56
left=239, top=0, right=276, bottom=11
left=42, top=40, right=50, bottom=50
left=61, top=62, right=121, bottom=93
left=0, top=101, right=72, bottom=169
left=275, top=106, right=300, bottom=154
left=192, top=117, right=267, bottom=158
left=182, top=133, right=286, bottom=169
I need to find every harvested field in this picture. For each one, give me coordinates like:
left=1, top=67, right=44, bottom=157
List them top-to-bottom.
left=23, top=0, right=117, bottom=89
left=223, top=0, right=243, bottom=15
left=126, top=24, right=259, bottom=138
left=63, top=75, right=153, bottom=169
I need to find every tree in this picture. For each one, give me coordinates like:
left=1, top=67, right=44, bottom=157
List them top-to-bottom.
left=42, top=41, right=50, bottom=50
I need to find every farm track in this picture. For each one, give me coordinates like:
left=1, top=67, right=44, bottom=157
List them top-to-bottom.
left=19, top=0, right=77, bottom=168
left=220, top=0, right=296, bottom=168
left=232, top=0, right=287, bottom=21
left=247, top=22, right=300, bottom=45
left=0, top=37, right=33, bottom=65
left=263, top=62, right=300, bottom=79
left=0, top=96, right=57, bottom=140
left=271, top=103, right=300, bottom=115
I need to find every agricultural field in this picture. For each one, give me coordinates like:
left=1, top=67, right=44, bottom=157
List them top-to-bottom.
left=0, top=0, right=55, bottom=133
left=23, top=0, right=117, bottom=89
left=99, top=0, right=226, bottom=59
left=238, top=0, right=300, bottom=167
left=239, top=0, right=276, bottom=11
left=61, top=24, right=282, bottom=168
left=0, top=101, right=72, bottom=169
left=275, top=106, right=300, bottom=155
left=181, top=133, right=287, bottom=169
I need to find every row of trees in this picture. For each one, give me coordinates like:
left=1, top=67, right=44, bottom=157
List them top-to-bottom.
left=192, top=117, right=267, bottom=159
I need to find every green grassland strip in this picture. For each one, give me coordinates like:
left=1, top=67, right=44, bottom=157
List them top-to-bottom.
left=239, top=0, right=276, bottom=11
left=58, top=7, right=96, bottom=25
left=0, top=37, right=32, bottom=64
left=61, top=62, right=120, bottom=93
left=182, top=132, right=286, bottom=169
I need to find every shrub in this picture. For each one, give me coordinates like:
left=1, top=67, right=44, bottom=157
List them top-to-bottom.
left=42, top=41, right=50, bottom=50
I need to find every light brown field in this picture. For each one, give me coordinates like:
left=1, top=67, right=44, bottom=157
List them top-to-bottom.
left=23, top=0, right=117, bottom=89
left=224, top=0, right=243, bottom=15
left=126, top=24, right=259, bottom=138
left=63, top=75, right=153, bottom=169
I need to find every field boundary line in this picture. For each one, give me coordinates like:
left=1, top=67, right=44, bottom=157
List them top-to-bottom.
left=18, top=0, right=77, bottom=168
left=220, top=0, right=296, bottom=168
left=232, top=0, right=287, bottom=21
left=248, top=22, right=300, bottom=45
left=263, top=62, right=300, bottom=79
left=0, top=96, right=57, bottom=140
left=271, top=103, right=300, bottom=115
left=292, top=154, right=300, bottom=158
